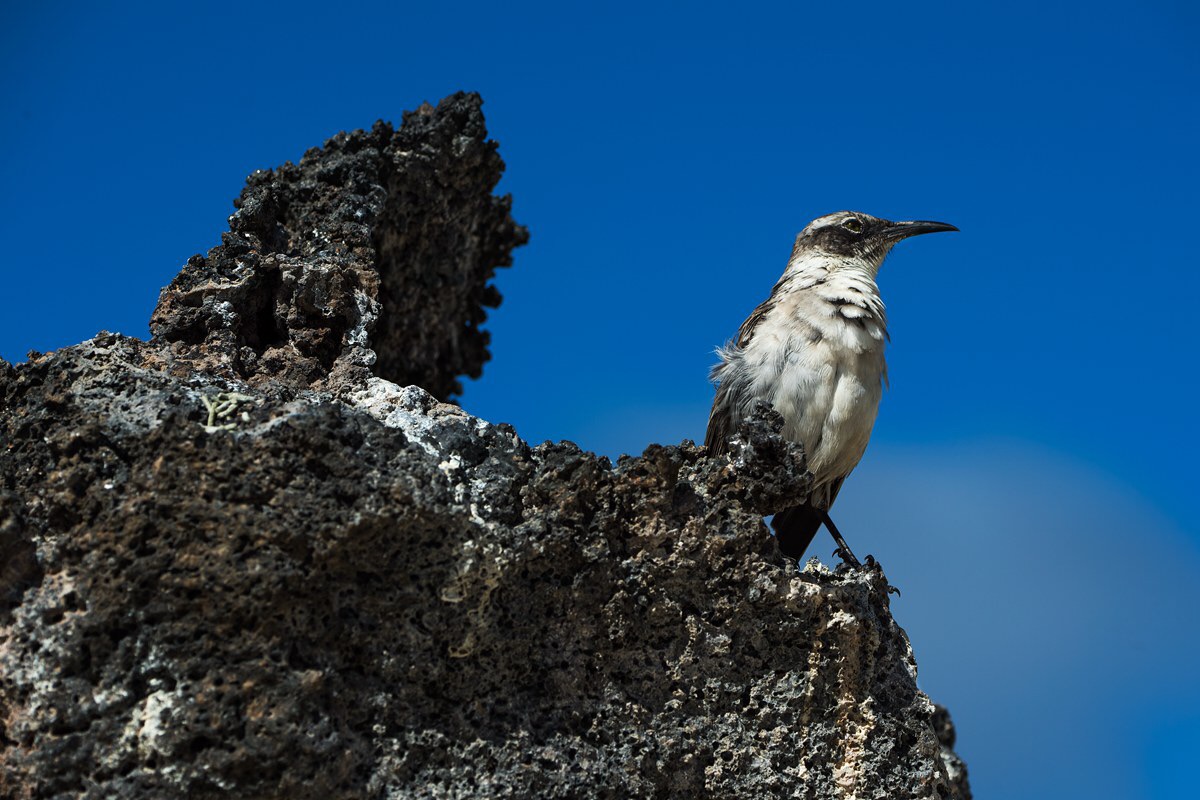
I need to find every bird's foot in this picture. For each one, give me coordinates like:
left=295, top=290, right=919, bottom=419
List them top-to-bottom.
left=819, top=510, right=863, bottom=570
left=832, top=545, right=863, bottom=570
left=862, top=554, right=901, bottom=595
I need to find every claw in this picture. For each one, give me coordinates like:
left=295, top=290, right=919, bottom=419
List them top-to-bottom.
left=819, top=509, right=862, bottom=569
left=832, top=546, right=863, bottom=569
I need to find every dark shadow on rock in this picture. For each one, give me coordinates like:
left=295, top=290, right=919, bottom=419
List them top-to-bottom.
left=148, top=92, right=527, bottom=400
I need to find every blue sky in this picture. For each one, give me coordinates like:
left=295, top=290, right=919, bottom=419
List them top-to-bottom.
left=2, top=2, right=1198, bottom=796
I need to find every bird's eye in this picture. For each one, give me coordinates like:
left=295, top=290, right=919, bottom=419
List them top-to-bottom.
left=842, top=218, right=863, bottom=233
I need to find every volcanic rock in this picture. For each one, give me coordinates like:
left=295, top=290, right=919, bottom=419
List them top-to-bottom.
left=0, top=93, right=969, bottom=799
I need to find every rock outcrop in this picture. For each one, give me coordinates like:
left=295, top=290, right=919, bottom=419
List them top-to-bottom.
left=0, top=93, right=970, bottom=799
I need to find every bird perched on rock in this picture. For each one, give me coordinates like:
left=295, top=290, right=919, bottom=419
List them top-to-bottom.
left=705, top=211, right=957, bottom=565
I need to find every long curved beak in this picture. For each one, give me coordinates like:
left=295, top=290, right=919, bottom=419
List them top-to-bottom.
left=882, top=220, right=959, bottom=241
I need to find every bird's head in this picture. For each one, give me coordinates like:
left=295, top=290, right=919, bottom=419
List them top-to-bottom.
left=791, top=211, right=958, bottom=277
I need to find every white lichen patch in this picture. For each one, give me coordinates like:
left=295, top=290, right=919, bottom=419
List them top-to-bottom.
left=346, top=288, right=379, bottom=350
left=212, top=300, right=238, bottom=328
left=344, top=378, right=513, bottom=536
left=347, top=378, right=444, bottom=456
left=199, top=391, right=257, bottom=433
left=440, top=547, right=507, bottom=659
left=801, top=558, right=833, bottom=577
left=826, top=609, right=862, bottom=630
left=135, top=688, right=184, bottom=758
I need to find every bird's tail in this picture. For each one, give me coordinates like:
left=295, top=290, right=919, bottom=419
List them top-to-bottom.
left=770, top=504, right=823, bottom=560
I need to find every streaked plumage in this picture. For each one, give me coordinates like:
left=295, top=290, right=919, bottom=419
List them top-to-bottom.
left=706, top=211, right=956, bottom=561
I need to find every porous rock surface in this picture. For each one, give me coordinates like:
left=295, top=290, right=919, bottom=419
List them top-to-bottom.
left=148, top=92, right=526, bottom=399
left=0, top=93, right=969, bottom=799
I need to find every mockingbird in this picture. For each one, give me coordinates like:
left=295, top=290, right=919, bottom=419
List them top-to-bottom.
left=705, top=211, right=957, bottom=565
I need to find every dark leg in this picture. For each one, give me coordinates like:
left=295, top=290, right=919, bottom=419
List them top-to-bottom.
left=771, top=505, right=823, bottom=561
left=818, top=509, right=862, bottom=569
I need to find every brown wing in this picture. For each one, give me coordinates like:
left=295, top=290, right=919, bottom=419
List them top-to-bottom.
left=734, top=291, right=777, bottom=349
left=704, top=293, right=778, bottom=456
left=704, top=381, right=734, bottom=455
left=823, top=475, right=847, bottom=511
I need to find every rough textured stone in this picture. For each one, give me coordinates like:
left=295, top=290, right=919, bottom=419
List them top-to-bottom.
left=148, top=92, right=527, bottom=400
left=0, top=93, right=970, bottom=799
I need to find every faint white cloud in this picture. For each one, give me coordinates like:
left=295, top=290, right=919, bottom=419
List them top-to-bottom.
left=837, top=439, right=1200, bottom=800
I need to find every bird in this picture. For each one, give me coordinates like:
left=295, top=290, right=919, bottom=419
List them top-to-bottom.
left=705, top=211, right=957, bottom=565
